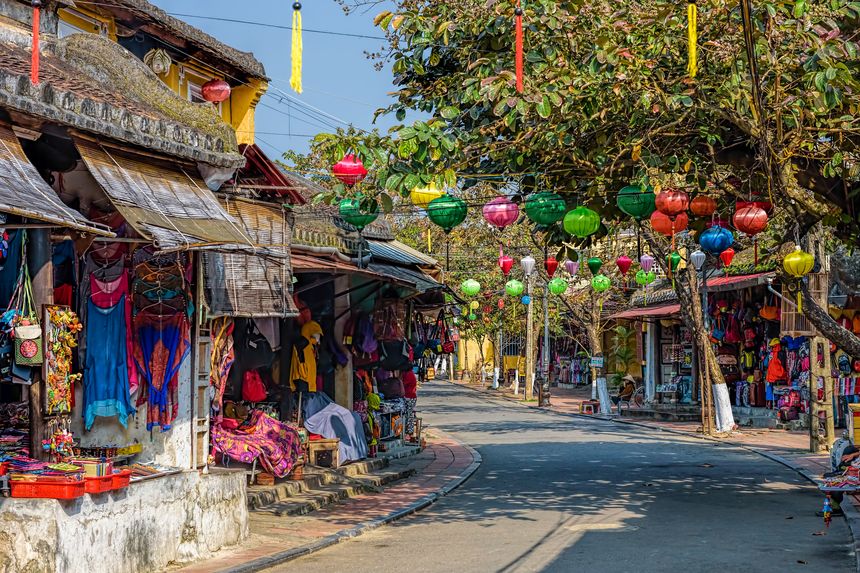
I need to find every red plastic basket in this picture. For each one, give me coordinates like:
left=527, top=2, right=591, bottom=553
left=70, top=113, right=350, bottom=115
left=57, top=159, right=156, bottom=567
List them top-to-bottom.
left=0, top=462, right=8, bottom=476
left=111, top=469, right=132, bottom=490
left=84, top=475, right=114, bottom=495
left=11, top=478, right=85, bottom=500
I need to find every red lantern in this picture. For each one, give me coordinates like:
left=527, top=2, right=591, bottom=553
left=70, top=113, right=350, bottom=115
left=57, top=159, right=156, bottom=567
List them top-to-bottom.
left=201, top=79, right=231, bottom=103
left=332, top=154, right=368, bottom=187
left=655, top=189, right=689, bottom=217
left=690, top=195, right=717, bottom=217
left=736, top=200, right=773, bottom=216
left=733, top=206, right=768, bottom=264
left=650, top=210, right=688, bottom=237
left=706, top=218, right=730, bottom=229
left=720, top=248, right=735, bottom=267
left=499, top=254, right=514, bottom=276
left=616, top=255, right=633, bottom=275
left=545, top=256, right=559, bottom=278
left=498, top=298, right=505, bottom=310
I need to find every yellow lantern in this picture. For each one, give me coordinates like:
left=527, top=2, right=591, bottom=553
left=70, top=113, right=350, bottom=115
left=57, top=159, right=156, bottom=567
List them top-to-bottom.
left=410, top=182, right=444, bottom=209
left=783, top=246, right=815, bottom=312
left=469, top=300, right=480, bottom=310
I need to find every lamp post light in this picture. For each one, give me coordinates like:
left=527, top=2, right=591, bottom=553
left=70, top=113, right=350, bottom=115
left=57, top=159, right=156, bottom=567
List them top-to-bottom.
left=521, top=256, right=536, bottom=401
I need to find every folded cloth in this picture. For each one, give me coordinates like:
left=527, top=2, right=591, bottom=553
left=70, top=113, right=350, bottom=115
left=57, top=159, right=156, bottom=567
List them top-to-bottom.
left=211, top=410, right=302, bottom=478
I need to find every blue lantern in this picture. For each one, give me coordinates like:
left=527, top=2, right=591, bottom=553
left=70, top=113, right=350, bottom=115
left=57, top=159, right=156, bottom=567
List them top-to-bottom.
left=699, top=226, right=734, bottom=255
left=521, top=295, right=531, bottom=305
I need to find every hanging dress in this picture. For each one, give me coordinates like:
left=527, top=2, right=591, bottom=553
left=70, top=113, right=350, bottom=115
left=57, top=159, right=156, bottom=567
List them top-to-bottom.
left=91, top=273, right=138, bottom=395
left=83, top=296, right=134, bottom=430
left=133, top=312, right=190, bottom=431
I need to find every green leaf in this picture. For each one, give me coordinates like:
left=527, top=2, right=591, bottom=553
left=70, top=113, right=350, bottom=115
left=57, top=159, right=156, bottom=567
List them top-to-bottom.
left=537, top=95, right=552, bottom=118
left=440, top=106, right=460, bottom=119
left=379, top=193, right=394, bottom=213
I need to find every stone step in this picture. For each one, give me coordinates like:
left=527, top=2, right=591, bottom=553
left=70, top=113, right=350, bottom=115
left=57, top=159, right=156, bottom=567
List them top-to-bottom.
left=621, top=408, right=700, bottom=422
left=246, top=458, right=389, bottom=510
left=257, top=467, right=416, bottom=517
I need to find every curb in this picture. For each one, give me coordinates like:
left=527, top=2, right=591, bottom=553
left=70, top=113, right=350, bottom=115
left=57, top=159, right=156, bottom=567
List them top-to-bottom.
left=452, top=380, right=860, bottom=571
left=217, top=431, right=482, bottom=573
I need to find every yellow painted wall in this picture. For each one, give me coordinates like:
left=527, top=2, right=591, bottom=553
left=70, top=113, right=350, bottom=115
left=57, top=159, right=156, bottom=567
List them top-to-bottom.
left=58, top=7, right=264, bottom=144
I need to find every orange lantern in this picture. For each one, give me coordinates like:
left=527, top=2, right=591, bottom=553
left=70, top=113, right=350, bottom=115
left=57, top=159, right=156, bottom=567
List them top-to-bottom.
left=655, top=189, right=689, bottom=217
left=690, top=195, right=717, bottom=217
left=733, top=205, right=769, bottom=264
left=650, top=210, right=688, bottom=237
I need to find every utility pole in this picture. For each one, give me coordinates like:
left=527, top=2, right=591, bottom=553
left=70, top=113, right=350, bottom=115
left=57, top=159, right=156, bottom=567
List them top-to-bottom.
left=524, top=273, right=535, bottom=401
left=539, top=284, right=551, bottom=407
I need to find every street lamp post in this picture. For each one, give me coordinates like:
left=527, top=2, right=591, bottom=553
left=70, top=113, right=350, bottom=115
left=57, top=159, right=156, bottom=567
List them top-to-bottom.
left=521, top=256, right=536, bottom=401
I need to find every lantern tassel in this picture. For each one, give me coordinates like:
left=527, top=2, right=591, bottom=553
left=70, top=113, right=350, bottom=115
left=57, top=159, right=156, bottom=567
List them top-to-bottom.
left=30, top=1, right=41, bottom=85
left=515, top=2, right=524, bottom=93
left=687, top=2, right=698, bottom=78
left=290, top=3, right=303, bottom=94
left=754, top=238, right=758, bottom=266
left=797, top=290, right=802, bottom=314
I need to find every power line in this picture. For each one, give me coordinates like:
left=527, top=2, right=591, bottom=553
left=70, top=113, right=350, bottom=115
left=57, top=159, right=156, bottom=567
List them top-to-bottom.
left=167, top=12, right=389, bottom=41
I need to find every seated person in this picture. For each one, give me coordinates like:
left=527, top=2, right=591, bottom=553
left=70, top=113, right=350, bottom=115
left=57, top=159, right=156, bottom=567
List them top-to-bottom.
left=611, top=375, right=637, bottom=412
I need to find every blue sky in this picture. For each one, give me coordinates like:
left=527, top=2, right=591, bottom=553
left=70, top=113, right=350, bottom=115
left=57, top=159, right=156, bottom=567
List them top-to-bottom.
left=153, top=0, right=398, bottom=159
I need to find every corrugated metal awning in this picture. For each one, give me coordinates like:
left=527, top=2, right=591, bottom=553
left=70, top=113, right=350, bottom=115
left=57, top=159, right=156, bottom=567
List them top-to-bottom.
left=0, top=126, right=112, bottom=235
left=74, top=138, right=253, bottom=250
left=203, top=198, right=299, bottom=318
left=368, top=239, right=438, bottom=266
left=291, top=252, right=386, bottom=280
left=367, top=263, right=442, bottom=293
left=706, top=272, right=774, bottom=292
left=609, top=304, right=681, bottom=320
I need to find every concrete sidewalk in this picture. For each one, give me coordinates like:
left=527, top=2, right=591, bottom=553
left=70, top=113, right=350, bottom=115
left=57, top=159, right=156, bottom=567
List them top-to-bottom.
left=174, top=429, right=481, bottom=573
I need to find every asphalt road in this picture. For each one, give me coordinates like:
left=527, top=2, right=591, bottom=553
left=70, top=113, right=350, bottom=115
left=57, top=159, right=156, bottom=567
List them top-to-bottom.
left=275, top=381, right=855, bottom=573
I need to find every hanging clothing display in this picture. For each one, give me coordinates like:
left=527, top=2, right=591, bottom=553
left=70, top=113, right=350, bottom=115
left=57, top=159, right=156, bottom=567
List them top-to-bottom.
left=90, top=272, right=137, bottom=395
left=83, top=297, right=134, bottom=430
left=133, top=313, right=190, bottom=432
left=210, top=317, right=235, bottom=419
left=290, top=320, right=322, bottom=392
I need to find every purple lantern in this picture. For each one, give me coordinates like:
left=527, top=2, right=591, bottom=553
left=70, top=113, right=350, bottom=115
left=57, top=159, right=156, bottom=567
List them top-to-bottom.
left=482, top=197, right=519, bottom=230
left=640, top=254, right=655, bottom=273
left=564, top=259, right=579, bottom=276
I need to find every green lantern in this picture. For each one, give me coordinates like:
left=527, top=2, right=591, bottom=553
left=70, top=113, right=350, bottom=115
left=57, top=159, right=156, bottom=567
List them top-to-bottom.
left=616, top=184, right=656, bottom=221
left=524, top=192, right=566, bottom=225
left=427, top=194, right=467, bottom=233
left=338, top=196, right=379, bottom=230
left=563, top=206, right=601, bottom=238
left=668, top=252, right=682, bottom=273
left=587, top=256, right=603, bottom=275
left=635, top=269, right=648, bottom=286
left=645, top=270, right=656, bottom=284
left=591, top=274, right=611, bottom=292
left=548, top=277, right=568, bottom=295
left=461, top=279, right=481, bottom=297
left=505, top=279, right=524, bottom=297
left=468, top=313, right=477, bottom=321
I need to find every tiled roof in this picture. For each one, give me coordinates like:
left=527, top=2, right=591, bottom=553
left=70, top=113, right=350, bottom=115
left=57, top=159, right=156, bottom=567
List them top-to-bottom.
left=0, top=29, right=244, bottom=167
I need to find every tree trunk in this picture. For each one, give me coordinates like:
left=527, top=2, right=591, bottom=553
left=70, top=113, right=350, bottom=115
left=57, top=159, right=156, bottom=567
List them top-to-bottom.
left=801, top=281, right=860, bottom=357
left=586, top=320, right=611, bottom=413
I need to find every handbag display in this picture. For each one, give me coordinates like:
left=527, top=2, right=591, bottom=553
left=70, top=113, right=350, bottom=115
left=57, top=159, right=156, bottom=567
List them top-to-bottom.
left=13, top=263, right=42, bottom=367
left=759, top=294, right=779, bottom=321
left=241, top=369, right=268, bottom=403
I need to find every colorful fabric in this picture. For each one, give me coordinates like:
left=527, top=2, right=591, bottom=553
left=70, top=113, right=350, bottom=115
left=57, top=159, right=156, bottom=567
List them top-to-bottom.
left=91, top=272, right=137, bottom=394
left=83, top=297, right=134, bottom=430
left=133, top=313, right=190, bottom=431
left=210, top=317, right=235, bottom=418
left=290, top=321, right=322, bottom=392
left=405, top=397, right=417, bottom=435
left=211, top=410, right=302, bottom=478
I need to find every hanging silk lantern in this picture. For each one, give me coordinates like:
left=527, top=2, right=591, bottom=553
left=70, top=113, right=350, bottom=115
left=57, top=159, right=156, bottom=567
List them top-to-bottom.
left=290, top=2, right=303, bottom=93
left=201, top=79, right=231, bottom=103
left=332, top=154, right=368, bottom=187
left=410, top=182, right=444, bottom=209
left=616, top=185, right=656, bottom=221
left=655, top=189, right=689, bottom=217
left=524, top=192, right=566, bottom=225
left=427, top=194, right=467, bottom=233
left=690, top=195, right=717, bottom=217
left=338, top=196, right=379, bottom=230
left=482, top=196, right=519, bottom=229
left=736, top=200, right=773, bottom=215
left=733, top=205, right=769, bottom=264
left=563, top=206, right=601, bottom=238
left=650, top=211, right=689, bottom=237
left=699, top=226, right=734, bottom=255
left=783, top=246, right=815, bottom=312
left=720, top=248, right=735, bottom=267
left=690, top=249, right=707, bottom=271
left=668, top=252, right=682, bottom=273
left=498, top=253, right=514, bottom=276
left=640, top=254, right=655, bottom=273
left=520, top=255, right=536, bottom=277
left=616, top=255, right=633, bottom=275
left=545, top=256, right=559, bottom=277
left=587, top=257, right=603, bottom=275
left=564, top=259, right=579, bottom=276
left=635, top=270, right=648, bottom=286
left=646, top=271, right=656, bottom=284
left=592, top=274, right=611, bottom=292
left=548, top=277, right=568, bottom=295
left=461, top=279, right=481, bottom=297
left=505, top=279, right=525, bottom=297
left=521, top=295, right=531, bottom=305
left=498, top=298, right=505, bottom=310
left=469, top=300, right=480, bottom=310
left=468, top=313, right=477, bottom=321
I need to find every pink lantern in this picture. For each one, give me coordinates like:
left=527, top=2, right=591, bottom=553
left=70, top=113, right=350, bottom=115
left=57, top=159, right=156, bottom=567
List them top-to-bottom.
left=201, top=79, right=231, bottom=103
left=332, top=154, right=368, bottom=187
left=482, top=197, right=519, bottom=230
left=706, top=218, right=730, bottom=229
left=640, top=254, right=655, bottom=273
left=616, top=255, right=633, bottom=275
left=545, top=256, right=559, bottom=277
left=564, top=259, right=579, bottom=276
left=498, top=298, right=505, bottom=310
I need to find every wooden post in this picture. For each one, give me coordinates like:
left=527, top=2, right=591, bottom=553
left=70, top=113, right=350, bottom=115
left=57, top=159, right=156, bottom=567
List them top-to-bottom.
left=27, top=229, right=52, bottom=460
left=810, top=336, right=835, bottom=453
